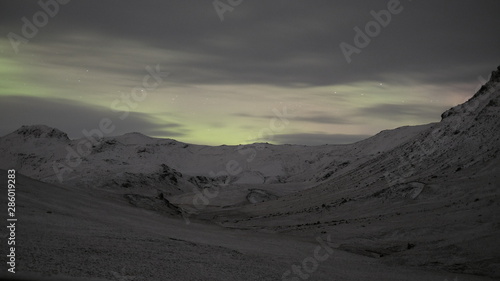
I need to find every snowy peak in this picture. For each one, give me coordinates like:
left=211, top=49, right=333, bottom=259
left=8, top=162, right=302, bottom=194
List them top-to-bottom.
left=441, top=65, right=500, bottom=120
left=10, top=125, right=69, bottom=141
left=111, top=132, right=185, bottom=146
left=114, top=132, right=156, bottom=145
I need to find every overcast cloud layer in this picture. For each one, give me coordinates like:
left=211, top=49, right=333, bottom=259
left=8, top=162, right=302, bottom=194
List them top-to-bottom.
left=1, top=0, right=499, bottom=145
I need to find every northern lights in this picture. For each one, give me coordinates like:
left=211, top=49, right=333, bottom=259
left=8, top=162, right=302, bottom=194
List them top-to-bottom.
left=1, top=1, right=499, bottom=145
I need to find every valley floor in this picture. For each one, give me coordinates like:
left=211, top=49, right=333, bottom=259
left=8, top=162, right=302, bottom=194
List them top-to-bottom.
left=1, top=170, right=497, bottom=281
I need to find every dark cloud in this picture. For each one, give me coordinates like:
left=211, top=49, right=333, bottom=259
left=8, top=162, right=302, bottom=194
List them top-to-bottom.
left=1, top=1, right=499, bottom=145
left=2, top=1, right=499, bottom=87
left=0, top=96, right=186, bottom=139
left=356, top=103, right=449, bottom=121
left=235, top=112, right=351, bottom=124
left=293, top=114, right=352, bottom=125
left=271, top=133, right=371, bottom=146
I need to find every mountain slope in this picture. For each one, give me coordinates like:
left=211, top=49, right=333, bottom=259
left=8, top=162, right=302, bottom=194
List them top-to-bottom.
left=211, top=66, right=500, bottom=278
left=0, top=121, right=430, bottom=195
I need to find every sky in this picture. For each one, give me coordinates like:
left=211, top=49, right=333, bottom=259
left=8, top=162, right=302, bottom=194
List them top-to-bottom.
left=1, top=0, right=499, bottom=146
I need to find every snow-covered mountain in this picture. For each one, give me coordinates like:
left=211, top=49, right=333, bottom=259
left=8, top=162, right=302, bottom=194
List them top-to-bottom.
left=0, top=66, right=499, bottom=279
left=211, top=66, right=500, bottom=277
left=0, top=120, right=429, bottom=193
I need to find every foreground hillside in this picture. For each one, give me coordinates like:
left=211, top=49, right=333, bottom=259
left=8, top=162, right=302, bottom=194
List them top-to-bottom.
left=1, top=170, right=496, bottom=281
